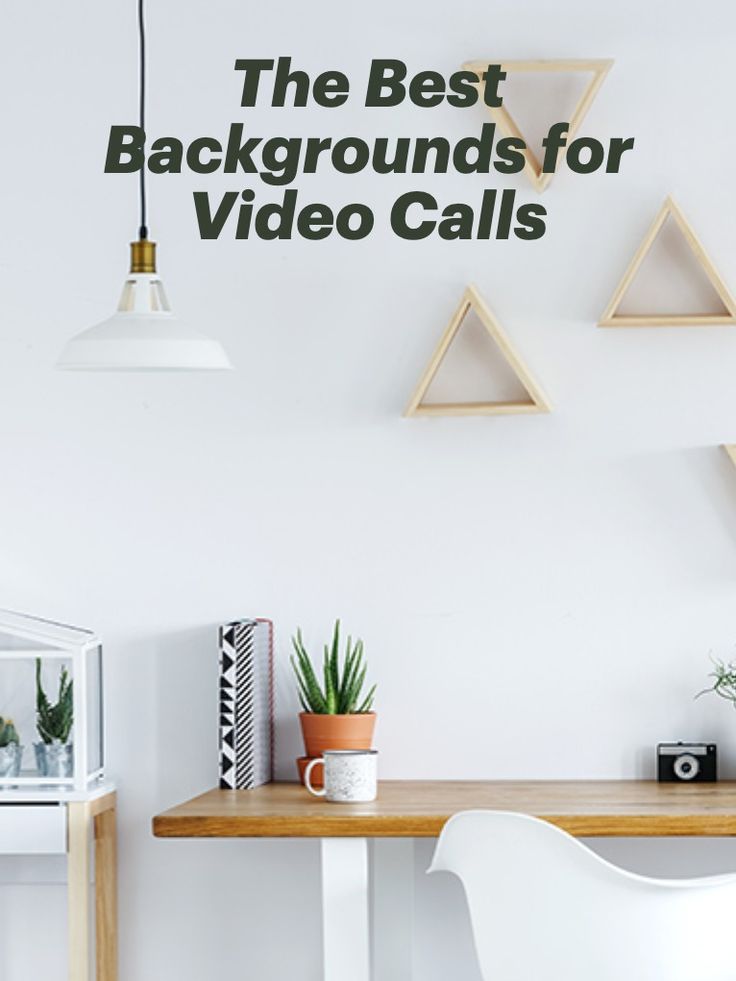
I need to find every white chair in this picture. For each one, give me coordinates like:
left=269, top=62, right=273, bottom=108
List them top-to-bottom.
left=428, top=810, right=736, bottom=981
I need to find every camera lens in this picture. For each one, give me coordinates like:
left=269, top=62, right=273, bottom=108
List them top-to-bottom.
left=674, top=754, right=700, bottom=781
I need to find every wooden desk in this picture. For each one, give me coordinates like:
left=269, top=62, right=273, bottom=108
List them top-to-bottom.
left=153, top=779, right=736, bottom=838
left=153, top=781, right=736, bottom=981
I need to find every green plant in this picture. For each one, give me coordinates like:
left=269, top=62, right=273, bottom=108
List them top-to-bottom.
left=291, top=620, right=376, bottom=715
left=697, top=657, right=736, bottom=708
left=36, top=659, right=74, bottom=744
left=0, top=717, right=19, bottom=748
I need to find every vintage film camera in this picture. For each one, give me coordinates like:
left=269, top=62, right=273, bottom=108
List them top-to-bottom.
left=657, top=742, right=717, bottom=782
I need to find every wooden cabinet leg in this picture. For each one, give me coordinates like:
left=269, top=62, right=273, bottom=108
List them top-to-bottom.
left=68, top=802, right=92, bottom=981
left=94, top=803, right=118, bottom=981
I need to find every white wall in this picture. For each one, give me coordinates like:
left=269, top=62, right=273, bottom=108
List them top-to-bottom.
left=2, top=0, right=736, bottom=977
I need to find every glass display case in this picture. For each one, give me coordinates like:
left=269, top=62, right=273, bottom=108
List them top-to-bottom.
left=0, top=609, right=104, bottom=793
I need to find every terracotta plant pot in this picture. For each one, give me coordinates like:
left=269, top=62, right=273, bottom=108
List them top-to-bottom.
left=300, top=712, right=376, bottom=757
left=297, top=713, right=376, bottom=784
left=297, top=756, right=323, bottom=788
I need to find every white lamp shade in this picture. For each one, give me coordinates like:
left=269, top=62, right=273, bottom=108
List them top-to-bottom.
left=57, top=273, right=232, bottom=371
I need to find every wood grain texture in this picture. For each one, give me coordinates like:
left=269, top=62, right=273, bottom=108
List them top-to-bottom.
left=462, top=59, right=613, bottom=192
left=598, top=196, right=736, bottom=327
left=404, top=285, right=551, bottom=418
left=152, top=780, right=736, bottom=839
left=90, top=791, right=117, bottom=819
left=68, top=802, right=92, bottom=981
left=95, top=803, right=118, bottom=981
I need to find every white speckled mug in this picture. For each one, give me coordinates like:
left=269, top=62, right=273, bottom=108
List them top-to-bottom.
left=304, top=749, right=378, bottom=802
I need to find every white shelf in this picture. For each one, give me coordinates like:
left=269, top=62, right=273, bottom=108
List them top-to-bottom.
left=0, top=778, right=115, bottom=804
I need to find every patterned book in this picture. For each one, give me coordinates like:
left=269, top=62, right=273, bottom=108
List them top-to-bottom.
left=218, top=618, right=274, bottom=790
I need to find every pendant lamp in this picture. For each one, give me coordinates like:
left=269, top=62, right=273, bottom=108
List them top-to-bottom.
left=57, top=0, right=232, bottom=371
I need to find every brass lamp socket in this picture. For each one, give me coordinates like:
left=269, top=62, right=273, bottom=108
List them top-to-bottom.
left=130, top=239, right=157, bottom=274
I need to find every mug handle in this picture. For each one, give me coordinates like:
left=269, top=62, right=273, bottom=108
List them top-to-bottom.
left=304, top=758, right=326, bottom=797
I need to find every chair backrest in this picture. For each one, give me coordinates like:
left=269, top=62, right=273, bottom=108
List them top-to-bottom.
left=428, top=810, right=736, bottom=981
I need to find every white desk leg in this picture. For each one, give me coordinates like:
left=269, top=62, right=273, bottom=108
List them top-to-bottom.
left=321, top=838, right=370, bottom=981
left=371, top=839, right=415, bottom=981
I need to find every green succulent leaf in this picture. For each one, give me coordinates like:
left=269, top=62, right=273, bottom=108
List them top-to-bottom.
left=290, top=622, right=376, bottom=716
left=291, top=645, right=327, bottom=714
left=323, top=651, right=337, bottom=714
left=36, top=659, right=73, bottom=745
left=357, top=684, right=376, bottom=714
left=0, top=716, right=19, bottom=748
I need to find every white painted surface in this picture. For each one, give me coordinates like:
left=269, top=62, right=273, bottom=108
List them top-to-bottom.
left=1, top=0, right=736, bottom=978
left=0, top=779, right=114, bottom=804
left=0, top=805, right=67, bottom=855
left=321, top=838, right=370, bottom=981
left=372, top=839, right=415, bottom=981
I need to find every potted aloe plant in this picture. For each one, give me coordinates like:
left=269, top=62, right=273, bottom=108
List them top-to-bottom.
left=291, top=620, right=376, bottom=785
left=34, top=659, right=74, bottom=779
left=0, top=716, right=23, bottom=779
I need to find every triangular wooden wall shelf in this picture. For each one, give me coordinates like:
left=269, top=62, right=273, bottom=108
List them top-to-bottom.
left=462, top=59, right=613, bottom=192
left=598, top=196, right=736, bottom=327
left=404, top=285, right=551, bottom=417
left=723, top=445, right=736, bottom=468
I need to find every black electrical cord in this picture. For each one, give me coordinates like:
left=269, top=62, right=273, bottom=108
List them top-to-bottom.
left=138, top=0, right=148, bottom=240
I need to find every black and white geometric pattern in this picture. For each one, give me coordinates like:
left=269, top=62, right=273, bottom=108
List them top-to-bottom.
left=218, top=619, right=273, bottom=790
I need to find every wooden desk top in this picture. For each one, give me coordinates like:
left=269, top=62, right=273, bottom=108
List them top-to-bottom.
left=152, top=780, right=736, bottom=838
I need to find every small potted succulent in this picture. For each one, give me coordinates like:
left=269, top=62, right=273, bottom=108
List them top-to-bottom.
left=291, top=620, right=376, bottom=785
left=34, top=659, right=74, bottom=779
left=0, top=716, right=23, bottom=779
